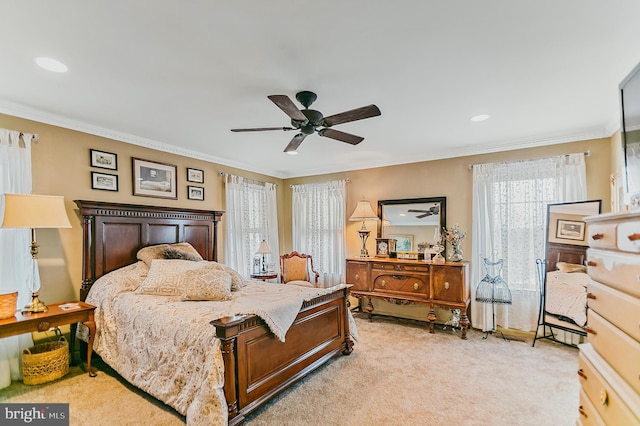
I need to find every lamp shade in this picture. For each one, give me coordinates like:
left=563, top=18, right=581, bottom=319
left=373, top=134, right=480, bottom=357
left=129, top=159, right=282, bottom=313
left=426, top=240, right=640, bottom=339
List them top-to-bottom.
left=0, top=194, right=72, bottom=229
left=349, top=200, right=378, bottom=221
left=256, top=240, right=272, bottom=254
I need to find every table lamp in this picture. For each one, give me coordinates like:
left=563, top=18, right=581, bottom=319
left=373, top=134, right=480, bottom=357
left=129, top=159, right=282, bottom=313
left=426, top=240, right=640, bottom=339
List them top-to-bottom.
left=0, top=194, right=72, bottom=313
left=349, top=199, right=379, bottom=257
left=256, top=240, right=272, bottom=273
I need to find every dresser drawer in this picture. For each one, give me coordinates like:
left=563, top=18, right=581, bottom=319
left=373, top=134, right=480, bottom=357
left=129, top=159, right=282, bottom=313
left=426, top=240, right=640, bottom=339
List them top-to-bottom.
left=587, top=221, right=618, bottom=250
left=617, top=221, right=640, bottom=253
left=587, top=248, right=640, bottom=298
left=372, top=262, right=429, bottom=273
left=372, top=273, right=429, bottom=298
left=587, top=279, right=640, bottom=343
left=586, top=309, right=640, bottom=395
left=578, top=344, right=640, bottom=425
left=578, top=388, right=606, bottom=426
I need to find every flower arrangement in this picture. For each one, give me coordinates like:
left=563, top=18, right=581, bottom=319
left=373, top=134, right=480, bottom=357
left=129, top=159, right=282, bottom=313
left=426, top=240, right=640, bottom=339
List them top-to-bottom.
left=443, top=224, right=466, bottom=246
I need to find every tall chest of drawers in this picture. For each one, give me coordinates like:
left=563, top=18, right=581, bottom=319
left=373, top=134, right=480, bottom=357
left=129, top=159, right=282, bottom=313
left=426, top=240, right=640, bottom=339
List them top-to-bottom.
left=581, top=212, right=640, bottom=425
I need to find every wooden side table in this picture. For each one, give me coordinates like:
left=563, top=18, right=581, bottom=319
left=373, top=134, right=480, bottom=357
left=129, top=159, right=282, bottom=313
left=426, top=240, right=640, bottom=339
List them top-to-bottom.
left=251, top=273, right=278, bottom=281
left=0, top=301, right=97, bottom=377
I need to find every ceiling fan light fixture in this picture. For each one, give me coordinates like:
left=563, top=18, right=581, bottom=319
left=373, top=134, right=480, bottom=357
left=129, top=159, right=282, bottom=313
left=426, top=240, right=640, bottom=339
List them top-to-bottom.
left=34, top=57, right=68, bottom=73
left=470, top=114, right=490, bottom=122
left=285, top=150, right=298, bottom=155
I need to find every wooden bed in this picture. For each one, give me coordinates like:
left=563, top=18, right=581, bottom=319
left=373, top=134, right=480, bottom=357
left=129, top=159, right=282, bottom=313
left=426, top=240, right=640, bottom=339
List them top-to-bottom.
left=75, top=200, right=354, bottom=425
left=532, top=242, right=588, bottom=347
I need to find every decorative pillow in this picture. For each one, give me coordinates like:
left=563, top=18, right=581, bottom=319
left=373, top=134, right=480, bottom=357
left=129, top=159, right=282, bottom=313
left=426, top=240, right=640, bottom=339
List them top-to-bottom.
left=136, top=243, right=203, bottom=266
left=163, top=247, right=202, bottom=261
left=136, top=259, right=207, bottom=295
left=205, top=262, right=247, bottom=290
left=556, top=262, right=587, bottom=273
left=181, top=269, right=232, bottom=301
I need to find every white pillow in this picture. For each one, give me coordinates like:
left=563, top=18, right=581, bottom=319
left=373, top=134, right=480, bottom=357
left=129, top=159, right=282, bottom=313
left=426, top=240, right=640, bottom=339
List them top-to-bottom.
left=136, top=259, right=207, bottom=295
left=182, top=269, right=232, bottom=301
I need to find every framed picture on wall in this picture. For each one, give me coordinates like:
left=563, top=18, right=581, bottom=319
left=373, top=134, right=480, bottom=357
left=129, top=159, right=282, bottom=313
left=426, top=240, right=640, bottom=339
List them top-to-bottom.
left=90, top=149, right=117, bottom=170
left=132, top=157, right=178, bottom=199
left=186, top=168, right=204, bottom=183
left=91, top=172, right=118, bottom=191
left=187, top=186, right=204, bottom=200
left=555, top=219, right=585, bottom=241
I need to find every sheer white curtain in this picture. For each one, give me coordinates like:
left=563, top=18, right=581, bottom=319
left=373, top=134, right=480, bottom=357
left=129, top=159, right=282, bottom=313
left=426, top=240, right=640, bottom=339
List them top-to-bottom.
left=0, top=129, right=35, bottom=388
left=471, top=153, right=586, bottom=332
left=224, top=174, right=279, bottom=278
left=291, top=180, right=346, bottom=287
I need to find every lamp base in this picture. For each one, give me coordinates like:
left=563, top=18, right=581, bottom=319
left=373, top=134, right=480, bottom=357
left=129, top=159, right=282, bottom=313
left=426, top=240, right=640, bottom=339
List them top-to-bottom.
left=357, top=229, right=371, bottom=258
left=22, top=292, right=48, bottom=314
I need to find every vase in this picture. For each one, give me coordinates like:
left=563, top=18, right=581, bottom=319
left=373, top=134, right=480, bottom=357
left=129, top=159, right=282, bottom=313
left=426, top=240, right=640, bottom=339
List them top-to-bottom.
left=448, top=243, right=463, bottom=262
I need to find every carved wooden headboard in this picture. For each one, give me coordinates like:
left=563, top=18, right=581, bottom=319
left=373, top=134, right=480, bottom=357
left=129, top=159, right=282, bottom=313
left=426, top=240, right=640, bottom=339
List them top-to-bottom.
left=75, top=200, right=224, bottom=300
left=545, top=242, right=587, bottom=273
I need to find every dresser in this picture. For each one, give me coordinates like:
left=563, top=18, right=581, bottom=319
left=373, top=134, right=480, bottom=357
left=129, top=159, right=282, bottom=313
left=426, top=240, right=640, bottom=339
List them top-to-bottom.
left=580, top=212, right=640, bottom=425
left=346, top=258, right=470, bottom=339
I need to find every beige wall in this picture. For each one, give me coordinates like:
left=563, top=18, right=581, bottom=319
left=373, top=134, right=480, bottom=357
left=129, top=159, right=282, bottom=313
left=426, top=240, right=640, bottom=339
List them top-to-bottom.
left=1, top=113, right=614, bottom=308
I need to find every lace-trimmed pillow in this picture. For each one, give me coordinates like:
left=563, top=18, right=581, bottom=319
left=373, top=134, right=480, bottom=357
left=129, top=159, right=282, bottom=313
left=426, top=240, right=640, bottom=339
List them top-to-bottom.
left=136, top=259, right=207, bottom=295
left=181, top=269, right=232, bottom=301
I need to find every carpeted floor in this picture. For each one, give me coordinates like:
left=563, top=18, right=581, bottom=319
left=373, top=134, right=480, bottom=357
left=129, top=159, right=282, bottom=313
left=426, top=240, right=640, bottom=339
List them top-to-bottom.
left=1, top=314, right=579, bottom=425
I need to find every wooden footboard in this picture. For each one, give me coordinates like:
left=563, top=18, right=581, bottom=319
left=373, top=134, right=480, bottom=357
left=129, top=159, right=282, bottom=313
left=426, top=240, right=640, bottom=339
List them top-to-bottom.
left=212, top=285, right=354, bottom=425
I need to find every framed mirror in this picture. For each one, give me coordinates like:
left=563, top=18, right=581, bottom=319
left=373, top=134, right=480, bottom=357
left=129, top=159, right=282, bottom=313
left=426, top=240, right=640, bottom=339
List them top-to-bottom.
left=621, top=61, right=640, bottom=205
left=377, top=197, right=446, bottom=253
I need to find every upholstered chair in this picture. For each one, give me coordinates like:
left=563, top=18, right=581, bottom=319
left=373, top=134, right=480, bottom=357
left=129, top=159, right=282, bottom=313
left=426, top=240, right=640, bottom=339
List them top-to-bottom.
left=279, top=251, right=320, bottom=288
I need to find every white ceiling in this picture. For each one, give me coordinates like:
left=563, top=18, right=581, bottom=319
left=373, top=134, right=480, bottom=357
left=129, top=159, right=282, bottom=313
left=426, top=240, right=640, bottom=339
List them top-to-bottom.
left=2, top=1, right=640, bottom=179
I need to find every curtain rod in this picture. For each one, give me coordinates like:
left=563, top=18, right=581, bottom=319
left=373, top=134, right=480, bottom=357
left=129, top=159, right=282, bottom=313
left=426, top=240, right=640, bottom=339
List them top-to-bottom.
left=21, top=132, right=39, bottom=141
left=467, top=150, right=590, bottom=170
left=219, top=171, right=278, bottom=187
left=289, top=178, right=350, bottom=188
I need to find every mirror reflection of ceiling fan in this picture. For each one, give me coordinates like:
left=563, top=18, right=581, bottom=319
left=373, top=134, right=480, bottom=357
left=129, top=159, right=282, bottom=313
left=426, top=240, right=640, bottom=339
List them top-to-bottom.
left=230, top=91, right=381, bottom=154
left=408, top=206, right=439, bottom=218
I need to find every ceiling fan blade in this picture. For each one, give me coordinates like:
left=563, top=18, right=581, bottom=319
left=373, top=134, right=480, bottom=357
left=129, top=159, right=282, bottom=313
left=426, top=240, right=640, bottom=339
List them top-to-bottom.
left=268, top=95, right=308, bottom=122
left=323, top=104, right=381, bottom=126
left=231, top=127, right=295, bottom=132
left=318, top=128, right=364, bottom=145
left=284, top=133, right=307, bottom=153
left=407, top=209, right=426, bottom=213
left=416, top=213, right=430, bottom=218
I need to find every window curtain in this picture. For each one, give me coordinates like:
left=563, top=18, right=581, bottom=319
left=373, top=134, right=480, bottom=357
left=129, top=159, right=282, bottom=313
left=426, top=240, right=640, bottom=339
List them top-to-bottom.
left=0, top=129, right=36, bottom=388
left=471, top=153, right=586, bottom=332
left=224, top=174, right=280, bottom=278
left=291, top=180, right=347, bottom=287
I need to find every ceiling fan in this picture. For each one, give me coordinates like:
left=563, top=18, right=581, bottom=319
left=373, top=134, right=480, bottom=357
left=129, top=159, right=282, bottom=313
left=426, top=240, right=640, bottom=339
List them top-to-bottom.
left=230, top=91, right=381, bottom=154
left=408, top=206, right=439, bottom=218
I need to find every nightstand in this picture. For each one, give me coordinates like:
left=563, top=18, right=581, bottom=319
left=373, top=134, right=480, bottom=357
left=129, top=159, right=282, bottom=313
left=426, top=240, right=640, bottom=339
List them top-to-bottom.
left=251, top=273, right=278, bottom=281
left=0, top=301, right=97, bottom=377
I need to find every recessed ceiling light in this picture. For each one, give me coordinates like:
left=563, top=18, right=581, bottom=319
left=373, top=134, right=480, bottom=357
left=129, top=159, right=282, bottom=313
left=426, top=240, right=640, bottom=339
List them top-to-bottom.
left=34, top=57, right=68, bottom=73
left=470, top=114, right=490, bottom=122
left=286, top=150, right=298, bottom=156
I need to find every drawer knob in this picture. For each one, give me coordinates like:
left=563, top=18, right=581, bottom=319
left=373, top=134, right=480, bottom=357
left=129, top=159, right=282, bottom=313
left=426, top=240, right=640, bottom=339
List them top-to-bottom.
left=591, top=233, right=604, bottom=240
left=628, top=233, right=640, bottom=242
left=586, top=260, right=597, bottom=267
left=355, top=274, right=359, bottom=281
left=381, top=280, right=386, bottom=287
left=444, top=281, right=450, bottom=290
left=414, top=283, right=419, bottom=290
left=586, top=292, right=596, bottom=300
left=37, top=321, right=50, bottom=332
left=584, top=326, right=597, bottom=335
left=577, top=368, right=587, bottom=379
left=599, top=389, right=608, bottom=406
left=578, top=405, right=587, bottom=418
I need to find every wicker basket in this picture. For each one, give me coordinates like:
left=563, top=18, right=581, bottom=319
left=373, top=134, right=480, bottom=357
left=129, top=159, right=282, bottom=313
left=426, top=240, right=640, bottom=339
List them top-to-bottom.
left=0, top=291, right=18, bottom=320
left=22, top=337, right=69, bottom=385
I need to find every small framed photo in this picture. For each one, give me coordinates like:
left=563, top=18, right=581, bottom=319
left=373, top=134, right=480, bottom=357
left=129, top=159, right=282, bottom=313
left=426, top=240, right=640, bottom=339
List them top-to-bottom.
left=90, top=149, right=118, bottom=170
left=132, top=157, right=177, bottom=199
left=187, top=168, right=204, bottom=183
left=91, top=172, right=118, bottom=191
left=187, top=186, right=205, bottom=201
left=556, top=219, right=586, bottom=241
left=387, top=234, right=414, bottom=252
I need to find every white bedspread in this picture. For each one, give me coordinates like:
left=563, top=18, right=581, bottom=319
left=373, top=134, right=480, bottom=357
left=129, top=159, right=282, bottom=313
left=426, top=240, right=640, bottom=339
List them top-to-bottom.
left=82, top=261, right=353, bottom=426
left=545, top=270, right=589, bottom=327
